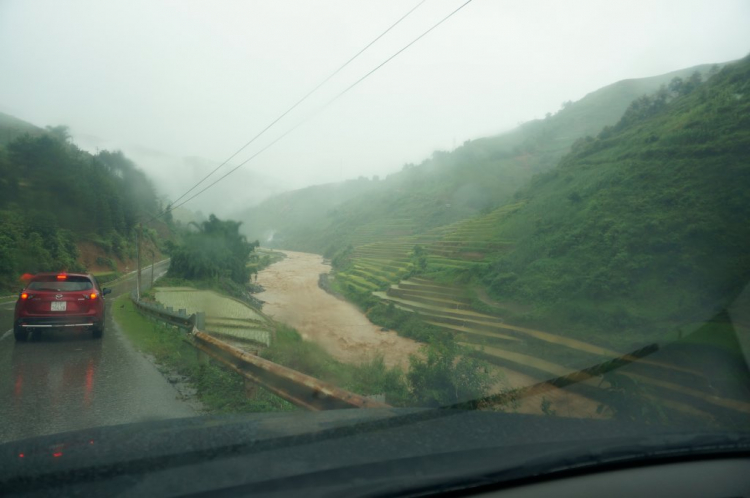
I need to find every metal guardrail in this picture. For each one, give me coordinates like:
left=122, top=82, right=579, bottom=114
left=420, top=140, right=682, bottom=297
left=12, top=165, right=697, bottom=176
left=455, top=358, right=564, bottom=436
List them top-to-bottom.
left=129, top=292, right=388, bottom=411
left=191, top=331, right=389, bottom=411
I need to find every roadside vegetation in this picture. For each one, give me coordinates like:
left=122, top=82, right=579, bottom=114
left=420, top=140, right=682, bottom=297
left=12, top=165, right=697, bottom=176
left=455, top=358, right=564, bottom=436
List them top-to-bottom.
left=0, top=120, right=167, bottom=292
left=114, top=293, right=294, bottom=413
left=263, top=324, right=497, bottom=407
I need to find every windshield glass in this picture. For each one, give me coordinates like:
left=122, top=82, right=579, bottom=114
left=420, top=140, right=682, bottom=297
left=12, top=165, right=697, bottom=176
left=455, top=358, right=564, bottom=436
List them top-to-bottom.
left=0, top=0, right=748, bottom=493
left=27, top=276, right=93, bottom=291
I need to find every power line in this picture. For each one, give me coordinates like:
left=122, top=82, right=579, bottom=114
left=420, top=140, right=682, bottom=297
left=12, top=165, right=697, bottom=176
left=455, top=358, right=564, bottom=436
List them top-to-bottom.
left=153, top=0, right=474, bottom=221
left=165, top=0, right=429, bottom=210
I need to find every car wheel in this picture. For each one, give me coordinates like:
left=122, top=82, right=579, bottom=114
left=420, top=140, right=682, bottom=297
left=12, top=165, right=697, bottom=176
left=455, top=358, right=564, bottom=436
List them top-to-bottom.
left=13, top=325, right=28, bottom=342
left=92, top=325, right=104, bottom=339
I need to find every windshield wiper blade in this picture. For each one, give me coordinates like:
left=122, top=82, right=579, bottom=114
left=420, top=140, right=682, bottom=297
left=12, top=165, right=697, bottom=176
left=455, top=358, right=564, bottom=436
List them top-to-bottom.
left=178, top=431, right=750, bottom=498
left=386, top=432, right=750, bottom=498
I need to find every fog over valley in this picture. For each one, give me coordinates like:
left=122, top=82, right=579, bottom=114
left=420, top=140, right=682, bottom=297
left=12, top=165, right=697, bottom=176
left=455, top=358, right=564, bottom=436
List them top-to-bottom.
left=2, top=0, right=749, bottom=215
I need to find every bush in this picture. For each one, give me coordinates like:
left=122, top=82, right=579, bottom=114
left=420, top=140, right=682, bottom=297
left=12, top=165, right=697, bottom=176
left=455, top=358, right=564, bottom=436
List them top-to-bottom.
left=407, top=337, right=495, bottom=407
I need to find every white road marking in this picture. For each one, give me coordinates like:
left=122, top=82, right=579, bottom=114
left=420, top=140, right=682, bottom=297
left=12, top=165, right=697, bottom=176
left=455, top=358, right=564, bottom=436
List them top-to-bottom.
left=1, top=329, right=12, bottom=341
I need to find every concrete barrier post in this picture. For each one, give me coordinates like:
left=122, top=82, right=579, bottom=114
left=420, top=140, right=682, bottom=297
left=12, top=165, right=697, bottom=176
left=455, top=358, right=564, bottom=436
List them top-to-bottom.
left=178, top=308, right=187, bottom=317
left=195, top=312, right=206, bottom=331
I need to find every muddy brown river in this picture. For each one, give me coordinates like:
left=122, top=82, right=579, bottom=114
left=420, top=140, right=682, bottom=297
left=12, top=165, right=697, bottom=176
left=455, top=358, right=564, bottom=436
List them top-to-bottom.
left=256, top=250, right=421, bottom=370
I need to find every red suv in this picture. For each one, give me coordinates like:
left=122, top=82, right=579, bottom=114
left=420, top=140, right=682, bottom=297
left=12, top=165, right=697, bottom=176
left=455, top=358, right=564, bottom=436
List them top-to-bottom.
left=13, top=273, right=112, bottom=342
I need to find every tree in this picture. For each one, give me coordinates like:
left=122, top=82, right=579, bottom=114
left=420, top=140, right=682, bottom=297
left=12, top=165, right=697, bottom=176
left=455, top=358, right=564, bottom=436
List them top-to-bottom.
left=168, top=214, right=259, bottom=284
left=407, top=337, right=494, bottom=407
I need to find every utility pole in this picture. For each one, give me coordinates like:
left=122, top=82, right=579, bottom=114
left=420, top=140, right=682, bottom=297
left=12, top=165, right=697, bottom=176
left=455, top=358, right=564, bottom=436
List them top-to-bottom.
left=136, top=223, right=143, bottom=300
left=149, top=249, right=155, bottom=289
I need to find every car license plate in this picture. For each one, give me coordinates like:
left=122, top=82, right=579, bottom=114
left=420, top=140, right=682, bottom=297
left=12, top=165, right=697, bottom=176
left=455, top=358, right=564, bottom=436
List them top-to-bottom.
left=51, top=301, right=67, bottom=312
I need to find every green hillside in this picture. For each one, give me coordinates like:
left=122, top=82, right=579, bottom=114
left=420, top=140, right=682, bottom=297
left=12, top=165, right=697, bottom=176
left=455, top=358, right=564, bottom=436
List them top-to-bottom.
left=336, top=56, right=748, bottom=348
left=476, top=56, right=749, bottom=341
left=322, top=57, right=750, bottom=424
left=237, top=63, right=722, bottom=255
left=0, top=121, right=169, bottom=292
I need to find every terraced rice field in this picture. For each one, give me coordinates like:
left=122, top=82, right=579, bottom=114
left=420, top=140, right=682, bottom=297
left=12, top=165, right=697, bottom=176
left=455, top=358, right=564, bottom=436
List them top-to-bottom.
left=334, top=203, right=750, bottom=422
left=155, top=287, right=273, bottom=346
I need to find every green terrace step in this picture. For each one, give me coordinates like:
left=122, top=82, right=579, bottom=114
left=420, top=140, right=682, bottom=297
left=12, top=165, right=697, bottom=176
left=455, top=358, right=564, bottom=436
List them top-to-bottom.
left=428, top=240, right=506, bottom=248
left=359, top=242, right=416, bottom=248
left=429, top=243, right=513, bottom=252
left=356, top=247, right=415, bottom=253
left=427, top=249, right=487, bottom=260
left=354, top=250, right=412, bottom=257
left=355, top=250, right=413, bottom=257
left=356, top=259, right=412, bottom=273
left=426, top=259, right=485, bottom=270
left=354, top=261, right=401, bottom=274
left=356, top=263, right=409, bottom=278
left=353, top=268, right=401, bottom=284
left=348, top=269, right=393, bottom=286
left=348, top=269, right=391, bottom=284
left=336, top=274, right=380, bottom=291
left=406, top=277, right=464, bottom=290
left=339, top=280, right=374, bottom=293
left=397, top=282, right=468, bottom=297
left=389, top=284, right=471, bottom=303
left=387, top=286, right=471, bottom=305
left=386, top=287, right=472, bottom=310
left=373, top=292, right=505, bottom=325
left=376, top=292, right=640, bottom=361
left=425, top=321, right=521, bottom=343
left=461, top=343, right=579, bottom=379
left=465, top=345, right=750, bottom=421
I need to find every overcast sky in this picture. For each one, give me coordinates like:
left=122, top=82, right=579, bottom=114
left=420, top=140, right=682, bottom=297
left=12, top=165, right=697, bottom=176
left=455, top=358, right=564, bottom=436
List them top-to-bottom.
left=1, top=0, right=749, bottom=213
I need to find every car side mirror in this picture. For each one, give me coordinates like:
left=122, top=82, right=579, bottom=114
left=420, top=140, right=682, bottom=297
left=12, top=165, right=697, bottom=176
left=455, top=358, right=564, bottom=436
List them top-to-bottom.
left=102, top=288, right=112, bottom=296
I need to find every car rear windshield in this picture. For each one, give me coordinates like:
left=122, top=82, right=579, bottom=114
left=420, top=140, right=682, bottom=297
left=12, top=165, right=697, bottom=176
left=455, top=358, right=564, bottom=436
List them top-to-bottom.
left=27, top=276, right=94, bottom=291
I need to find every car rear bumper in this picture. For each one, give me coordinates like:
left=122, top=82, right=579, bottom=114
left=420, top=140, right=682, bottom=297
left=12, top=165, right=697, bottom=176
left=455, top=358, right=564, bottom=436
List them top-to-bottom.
left=15, top=316, right=102, bottom=329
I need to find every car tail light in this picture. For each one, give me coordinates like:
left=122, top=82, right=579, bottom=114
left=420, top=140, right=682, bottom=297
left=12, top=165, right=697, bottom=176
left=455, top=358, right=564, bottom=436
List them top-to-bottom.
left=56, top=275, right=67, bottom=280
left=20, top=293, right=28, bottom=300
left=89, top=293, right=97, bottom=300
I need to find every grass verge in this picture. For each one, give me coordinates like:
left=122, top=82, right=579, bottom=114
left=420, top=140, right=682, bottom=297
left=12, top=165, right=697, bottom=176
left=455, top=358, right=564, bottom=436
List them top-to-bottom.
left=113, top=293, right=295, bottom=414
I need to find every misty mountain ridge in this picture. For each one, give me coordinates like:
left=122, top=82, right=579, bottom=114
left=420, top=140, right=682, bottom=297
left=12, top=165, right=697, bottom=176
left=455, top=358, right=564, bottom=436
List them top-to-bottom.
left=236, top=62, right=725, bottom=253
left=71, top=133, right=292, bottom=217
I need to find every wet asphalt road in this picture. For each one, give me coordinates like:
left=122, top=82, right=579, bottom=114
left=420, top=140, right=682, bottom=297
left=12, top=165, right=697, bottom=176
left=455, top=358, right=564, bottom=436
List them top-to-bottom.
left=0, top=262, right=198, bottom=443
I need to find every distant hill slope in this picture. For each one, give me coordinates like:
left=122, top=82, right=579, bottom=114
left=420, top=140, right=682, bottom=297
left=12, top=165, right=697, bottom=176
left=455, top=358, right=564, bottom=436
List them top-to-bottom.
left=236, top=63, right=723, bottom=255
left=0, top=112, right=43, bottom=147
left=234, top=177, right=381, bottom=248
